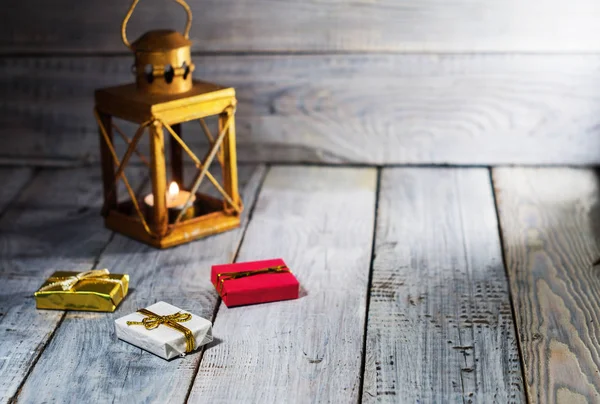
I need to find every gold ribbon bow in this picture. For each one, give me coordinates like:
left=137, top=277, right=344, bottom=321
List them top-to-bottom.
left=216, top=265, right=290, bottom=296
left=36, top=269, right=125, bottom=295
left=126, top=308, right=196, bottom=353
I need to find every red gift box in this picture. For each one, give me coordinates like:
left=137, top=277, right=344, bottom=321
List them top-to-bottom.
left=211, top=258, right=299, bottom=307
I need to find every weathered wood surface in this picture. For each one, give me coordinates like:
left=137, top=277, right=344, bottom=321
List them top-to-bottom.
left=2, top=0, right=600, bottom=53
left=4, top=54, right=600, bottom=166
left=4, top=165, right=600, bottom=403
left=14, top=165, right=266, bottom=404
left=0, top=166, right=147, bottom=403
left=187, top=166, right=377, bottom=402
left=0, top=168, right=33, bottom=215
left=362, top=168, right=524, bottom=403
left=494, top=168, right=600, bottom=403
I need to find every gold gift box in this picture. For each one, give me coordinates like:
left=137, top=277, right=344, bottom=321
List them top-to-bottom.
left=34, top=270, right=129, bottom=312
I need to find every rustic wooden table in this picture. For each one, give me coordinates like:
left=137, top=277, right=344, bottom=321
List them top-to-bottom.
left=1, top=164, right=599, bottom=403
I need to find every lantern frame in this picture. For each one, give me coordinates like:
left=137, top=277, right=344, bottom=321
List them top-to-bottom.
left=94, top=81, right=243, bottom=249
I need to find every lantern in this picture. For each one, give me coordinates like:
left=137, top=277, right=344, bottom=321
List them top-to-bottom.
left=94, top=0, right=242, bottom=249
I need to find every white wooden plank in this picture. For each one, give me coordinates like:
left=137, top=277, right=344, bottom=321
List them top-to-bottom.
left=2, top=0, right=600, bottom=52
left=4, top=54, right=600, bottom=165
left=14, top=165, right=266, bottom=403
left=0, top=166, right=147, bottom=403
left=187, top=166, right=377, bottom=402
left=0, top=167, right=33, bottom=216
left=362, top=168, right=524, bottom=402
left=493, top=168, right=600, bottom=402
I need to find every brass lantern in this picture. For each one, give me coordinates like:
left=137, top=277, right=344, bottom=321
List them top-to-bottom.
left=94, top=0, right=242, bottom=249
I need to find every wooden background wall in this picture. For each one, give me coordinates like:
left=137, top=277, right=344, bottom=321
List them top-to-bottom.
left=2, top=0, right=600, bottom=166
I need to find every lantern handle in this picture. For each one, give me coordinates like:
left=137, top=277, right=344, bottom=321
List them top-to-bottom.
left=121, top=0, right=193, bottom=49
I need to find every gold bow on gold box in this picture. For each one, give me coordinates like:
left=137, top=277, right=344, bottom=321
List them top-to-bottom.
left=34, top=269, right=129, bottom=312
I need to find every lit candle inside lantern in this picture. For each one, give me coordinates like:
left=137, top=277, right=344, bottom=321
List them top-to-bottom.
left=144, top=181, right=196, bottom=223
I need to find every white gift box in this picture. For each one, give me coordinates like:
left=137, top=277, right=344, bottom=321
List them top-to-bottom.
left=115, top=301, right=213, bottom=360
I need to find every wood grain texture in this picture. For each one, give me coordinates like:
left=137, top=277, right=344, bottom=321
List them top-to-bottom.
left=2, top=0, right=600, bottom=53
left=4, top=54, right=600, bottom=166
left=14, top=164, right=266, bottom=404
left=0, top=166, right=147, bottom=403
left=187, top=166, right=377, bottom=402
left=0, top=167, right=33, bottom=216
left=362, top=168, right=524, bottom=403
left=494, top=168, right=600, bottom=403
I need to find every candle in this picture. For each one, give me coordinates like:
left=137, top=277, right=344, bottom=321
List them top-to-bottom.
left=144, top=181, right=196, bottom=223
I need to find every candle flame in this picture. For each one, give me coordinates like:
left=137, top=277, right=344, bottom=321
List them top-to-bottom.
left=168, top=181, right=179, bottom=196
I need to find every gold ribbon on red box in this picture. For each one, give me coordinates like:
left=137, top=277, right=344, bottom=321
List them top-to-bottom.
left=216, top=265, right=290, bottom=296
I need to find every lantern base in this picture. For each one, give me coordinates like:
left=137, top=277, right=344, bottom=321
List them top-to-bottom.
left=104, top=192, right=242, bottom=249
left=105, top=210, right=241, bottom=249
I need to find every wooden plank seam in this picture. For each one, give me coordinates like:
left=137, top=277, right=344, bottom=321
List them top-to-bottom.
left=182, top=165, right=269, bottom=402
left=358, top=167, right=382, bottom=400
left=488, top=168, right=530, bottom=403
left=8, top=174, right=152, bottom=404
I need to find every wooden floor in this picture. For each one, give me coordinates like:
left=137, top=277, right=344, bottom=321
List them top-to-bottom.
left=1, top=164, right=600, bottom=403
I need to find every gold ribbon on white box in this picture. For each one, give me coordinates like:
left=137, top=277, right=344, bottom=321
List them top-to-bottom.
left=115, top=301, right=213, bottom=360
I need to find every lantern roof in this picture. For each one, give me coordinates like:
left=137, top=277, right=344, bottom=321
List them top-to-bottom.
left=131, top=30, right=192, bottom=52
